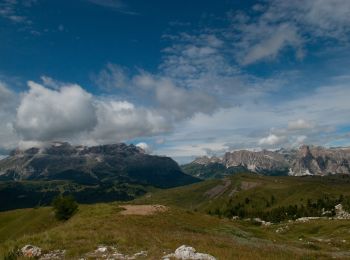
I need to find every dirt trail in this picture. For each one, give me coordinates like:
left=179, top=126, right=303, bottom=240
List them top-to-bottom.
left=120, top=204, right=167, bottom=215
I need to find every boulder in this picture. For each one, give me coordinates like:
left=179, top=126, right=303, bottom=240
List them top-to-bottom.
left=21, top=245, right=42, bottom=257
left=163, top=245, right=216, bottom=260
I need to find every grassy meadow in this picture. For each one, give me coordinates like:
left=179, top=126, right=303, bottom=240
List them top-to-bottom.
left=2, top=174, right=350, bottom=259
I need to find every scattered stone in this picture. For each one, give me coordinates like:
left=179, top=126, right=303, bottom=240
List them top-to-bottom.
left=335, top=204, right=350, bottom=219
left=252, top=217, right=272, bottom=226
left=295, top=217, right=322, bottom=223
left=275, top=225, right=289, bottom=233
left=21, top=245, right=42, bottom=258
left=82, top=245, right=147, bottom=259
left=163, top=245, right=216, bottom=260
left=40, top=250, right=66, bottom=260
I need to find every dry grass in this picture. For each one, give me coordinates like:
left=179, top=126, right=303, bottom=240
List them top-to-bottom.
left=0, top=203, right=342, bottom=259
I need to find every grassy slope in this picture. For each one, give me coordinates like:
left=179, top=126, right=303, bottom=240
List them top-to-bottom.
left=139, top=173, right=350, bottom=213
left=2, top=174, right=350, bottom=259
left=2, top=203, right=349, bottom=259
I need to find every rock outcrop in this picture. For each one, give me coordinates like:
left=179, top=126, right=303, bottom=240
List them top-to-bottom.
left=21, top=245, right=42, bottom=258
left=163, top=245, right=216, bottom=260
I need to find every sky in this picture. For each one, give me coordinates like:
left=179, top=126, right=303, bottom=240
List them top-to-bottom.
left=0, top=0, right=350, bottom=163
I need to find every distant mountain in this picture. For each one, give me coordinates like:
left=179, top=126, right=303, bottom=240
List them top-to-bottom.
left=0, top=142, right=199, bottom=210
left=0, top=142, right=198, bottom=187
left=182, top=145, right=350, bottom=179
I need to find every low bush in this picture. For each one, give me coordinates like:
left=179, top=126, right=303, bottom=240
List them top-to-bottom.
left=52, top=195, right=78, bottom=221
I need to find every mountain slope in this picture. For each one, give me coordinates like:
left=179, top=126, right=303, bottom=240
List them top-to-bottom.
left=0, top=142, right=199, bottom=211
left=0, top=142, right=198, bottom=187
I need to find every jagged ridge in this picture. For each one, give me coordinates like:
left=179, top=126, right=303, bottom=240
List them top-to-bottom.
left=183, top=145, right=350, bottom=179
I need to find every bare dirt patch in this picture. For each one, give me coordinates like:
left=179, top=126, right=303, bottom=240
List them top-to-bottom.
left=205, top=179, right=231, bottom=199
left=229, top=181, right=261, bottom=196
left=240, top=181, right=261, bottom=190
left=119, top=204, right=167, bottom=215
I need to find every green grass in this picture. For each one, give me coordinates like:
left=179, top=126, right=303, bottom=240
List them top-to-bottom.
left=3, top=173, right=350, bottom=259
left=139, top=173, right=350, bottom=213
left=0, top=203, right=341, bottom=259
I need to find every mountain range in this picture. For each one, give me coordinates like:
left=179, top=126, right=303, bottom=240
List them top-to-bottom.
left=183, top=145, right=350, bottom=179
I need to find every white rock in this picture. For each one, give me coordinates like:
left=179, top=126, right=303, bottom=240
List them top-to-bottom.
left=335, top=204, right=350, bottom=219
left=21, top=245, right=42, bottom=257
left=163, top=245, right=216, bottom=260
left=96, top=246, right=108, bottom=253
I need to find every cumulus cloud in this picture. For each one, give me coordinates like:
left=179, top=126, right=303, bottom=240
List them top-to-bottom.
left=94, top=64, right=219, bottom=120
left=133, top=74, right=218, bottom=120
left=11, top=80, right=174, bottom=146
left=14, top=81, right=98, bottom=141
left=86, top=99, right=169, bottom=145
left=258, top=134, right=286, bottom=146
left=136, top=142, right=152, bottom=153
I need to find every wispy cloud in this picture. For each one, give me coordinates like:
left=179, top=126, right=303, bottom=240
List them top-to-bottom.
left=0, top=0, right=37, bottom=24
left=86, top=0, right=138, bottom=15
left=230, top=0, right=350, bottom=65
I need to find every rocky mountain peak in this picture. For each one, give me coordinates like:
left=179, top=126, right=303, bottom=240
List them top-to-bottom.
left=186, top=145, right=350, bottom=177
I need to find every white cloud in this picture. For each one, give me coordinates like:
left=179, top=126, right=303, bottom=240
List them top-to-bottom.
left=0, top=0, right=37, bottom=24
left=86, top=0, right=137, bottom=15
left=87, top=0, right=124, bottom=9
left=230, top=0, right=350, bottom=66
left=241, top=23, right=303, bottom=65
left=95, top=65, right=220, bottom=120
left=150, top=77, right=218, bottom=120
left=155, top=78, right=350, bottom=159
left=11, top=81, right=174, bottom=146
left=14, top=81, right=98, bottom=141
left=85, top=99, right=169, bottom=145
left=259, top=134, right=286, bottom=146
left=136, top=142, right=152, bottom=154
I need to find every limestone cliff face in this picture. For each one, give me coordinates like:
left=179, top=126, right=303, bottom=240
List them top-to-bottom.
left=185, top=146, right=350, bottom=178
left=289, top=146, right=350, bottom=176
left=223, top=150, right=288, bottom=174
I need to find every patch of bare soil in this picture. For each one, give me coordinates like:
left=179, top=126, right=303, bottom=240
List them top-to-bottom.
left=205, top=179, right=231, bottom=199
left=229, top=181, right=261, bottom=197
left=240, top=181, right=261, bottom=190
left=120, top=204, right=167, bottom=215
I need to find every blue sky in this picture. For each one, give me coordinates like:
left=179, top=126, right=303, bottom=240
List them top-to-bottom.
left=1, top=0, right=350, bottom=163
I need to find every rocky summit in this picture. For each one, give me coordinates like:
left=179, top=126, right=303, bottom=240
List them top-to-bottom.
left=0, top=142, right=198, bottom=188
left=184, top=145, right=350, bottom=178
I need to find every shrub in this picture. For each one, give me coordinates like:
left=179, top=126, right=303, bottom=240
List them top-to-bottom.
left=52, top=195, right=78, bottom=220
